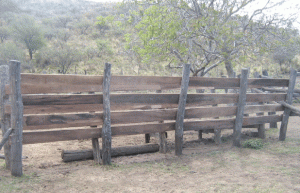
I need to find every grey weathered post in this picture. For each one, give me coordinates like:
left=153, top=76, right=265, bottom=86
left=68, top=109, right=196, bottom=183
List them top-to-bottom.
left=9, top=61, right=23, bottom=176
left=102, top=63, right=112, bottom=164
left=0, top=64, right=11, bottom=169
left=175, top=64, right=190, bottom=155
left=233, top=68, right=249, bottom=147
left=279, top=68, right=297, bottom=141
left=253, top=72, right=265, bottom=138
left=211, top=89, right=221, bottom=144
left=156, top=90, right=168, bottom=153
left=145, top=134, right=150, bottom=143
left=92, top=138, right=101, bottom=164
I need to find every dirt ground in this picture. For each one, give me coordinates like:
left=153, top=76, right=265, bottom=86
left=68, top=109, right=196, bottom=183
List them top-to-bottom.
left=1, top=112, right=300, bottom=192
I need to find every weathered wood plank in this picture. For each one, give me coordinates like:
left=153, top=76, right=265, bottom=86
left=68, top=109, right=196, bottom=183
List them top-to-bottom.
left=9, top=61, right=23, bottom=177
left=102, top=63, right=112, bottom=165
left=0, top=64, right=11, bottom=169
left=175, top=64, right=190, bottom=156
left=233, top=69, right=249, bottom=147
left=279, top=69, right=298, bottom=141
left=6, top=73, right=288, bottom=94
left=247, top=78, right=289, bottom=88
left=8, top=93, right=285, bottom=115
left=19, top=93, right=286, bottom=107
left=19, top=93, right=287, bottom=107
left=22, top=104, right=284, bottom=130
left=22, top=115, right=282, bottom=144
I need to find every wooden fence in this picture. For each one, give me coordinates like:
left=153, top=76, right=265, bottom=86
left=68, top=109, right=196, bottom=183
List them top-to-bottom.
left=0, top=61, right=297, bottom=177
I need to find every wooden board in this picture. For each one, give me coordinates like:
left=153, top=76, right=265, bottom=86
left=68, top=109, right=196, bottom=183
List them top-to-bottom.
left=5, top=74, right=289, bottom=94
left=5, top=93, right=286, bottom=115
left=20, top=93, right=286, bottom=106
left=22, top=104, right=284, bottom=130
left=22, top=115, right=282, bottom=144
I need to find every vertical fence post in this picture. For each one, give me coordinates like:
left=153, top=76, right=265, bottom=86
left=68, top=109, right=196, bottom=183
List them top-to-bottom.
left=9, top=61, right=23, bottom=176
left=102, top=63, right=112, bottom=164
left=0, top=64, right=11, bottom=169
left=175, top=64, right=190, bottom=156
left=233, top=68, right=249, bottom=147
left=279, top=68, right=297, bottom=141
left=253, top=72, right=265, bottom=138
left=156, top=90, right=168, bottom=153
left=92, top=138, right=101, bottom=164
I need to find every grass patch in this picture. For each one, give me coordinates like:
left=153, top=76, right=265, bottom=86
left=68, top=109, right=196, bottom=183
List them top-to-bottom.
left=266, top=127, right=279, bottom=135
left=242, top=139, right=264, bottom=149
left=268, top=142, right=300, bottom=155
left=0, top=173, right=39, bottom=193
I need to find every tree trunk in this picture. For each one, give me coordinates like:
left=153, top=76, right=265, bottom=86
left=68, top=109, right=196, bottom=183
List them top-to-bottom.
left=29, top=49, right=33, bottom=60
left=225, top=60, right=235, bottom=78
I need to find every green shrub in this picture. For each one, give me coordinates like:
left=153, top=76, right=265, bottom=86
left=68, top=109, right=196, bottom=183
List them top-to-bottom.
left=242, top=139, right=264, bottom=149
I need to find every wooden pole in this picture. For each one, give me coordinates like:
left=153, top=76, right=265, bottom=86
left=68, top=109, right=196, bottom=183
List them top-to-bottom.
left=9, top=60, right=23, bottom=177
left=102, top=63, right=112, bottom=165
left=0, top=64, right=11, bottom=169
left=175, top=64, right=190, bottom=155
left=233, top=68, right=249, bottom=147
left=279, top=69, right=297, bottom=141
left=211, top=89, right=221, bottom=144
left=156, top=90, right=168, bottom=153
left=279, top=101, right=300, bottom=115
left=0, top=128, right=12, bottom=150
left=145, top=134, right=150, bottom=143
left=92, top=138, right=101, bottom=164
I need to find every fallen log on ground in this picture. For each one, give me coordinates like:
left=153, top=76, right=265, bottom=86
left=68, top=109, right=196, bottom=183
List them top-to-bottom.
left=61, top=144, right=160, bottom=162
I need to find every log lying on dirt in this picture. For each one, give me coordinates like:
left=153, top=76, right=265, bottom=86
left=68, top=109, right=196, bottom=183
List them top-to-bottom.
left=61, top=144, right=159, bottom=162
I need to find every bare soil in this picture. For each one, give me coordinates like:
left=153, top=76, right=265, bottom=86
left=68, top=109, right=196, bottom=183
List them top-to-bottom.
left=1, top=111, right=300, bottom=192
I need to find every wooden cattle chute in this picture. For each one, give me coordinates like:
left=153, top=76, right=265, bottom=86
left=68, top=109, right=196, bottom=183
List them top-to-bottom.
left=0, top=61, right=297, bottom=177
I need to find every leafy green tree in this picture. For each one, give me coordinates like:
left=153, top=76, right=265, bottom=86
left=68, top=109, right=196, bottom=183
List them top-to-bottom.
left=122, top=0, right=295, bottom=77
left=12, top=15, right=45, bottom=60
left=55, top=15, right=72, bottom=29
left=76, top=17, right=93, bottom=35
left=0, top=25, right=10, bottom=43
left=271, top=28, right=300, bottom=71
left=0, top=42, right=25, bottom=62
left=39, top=43, right=82, bottom=74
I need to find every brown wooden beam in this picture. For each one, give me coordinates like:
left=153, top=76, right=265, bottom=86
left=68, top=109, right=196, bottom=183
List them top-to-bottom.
left=5, top=74, right=288, bottom=94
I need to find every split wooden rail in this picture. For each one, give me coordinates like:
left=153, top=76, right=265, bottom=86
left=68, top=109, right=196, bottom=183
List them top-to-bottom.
left=0, top=61, right=297, bottom=177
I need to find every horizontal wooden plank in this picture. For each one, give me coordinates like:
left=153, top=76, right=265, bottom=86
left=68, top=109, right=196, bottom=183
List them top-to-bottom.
left=5, top=74, right=289, bottom=94
left=247, top=78, right=289, bottom=88
left=6, top=93, right=286, bottom=115
left=20, top=93, right=286, bottom=106
left=23, top=104, right=284, bottom=130
left=244, top=104, right=284, bottom=113
left=22, top=115, right=282, bottom=144
left=22, top=122, right=174, bottom=144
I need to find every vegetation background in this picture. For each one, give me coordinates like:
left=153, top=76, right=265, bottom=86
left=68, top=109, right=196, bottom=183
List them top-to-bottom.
left=0, top=0, right=300, bottom=78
